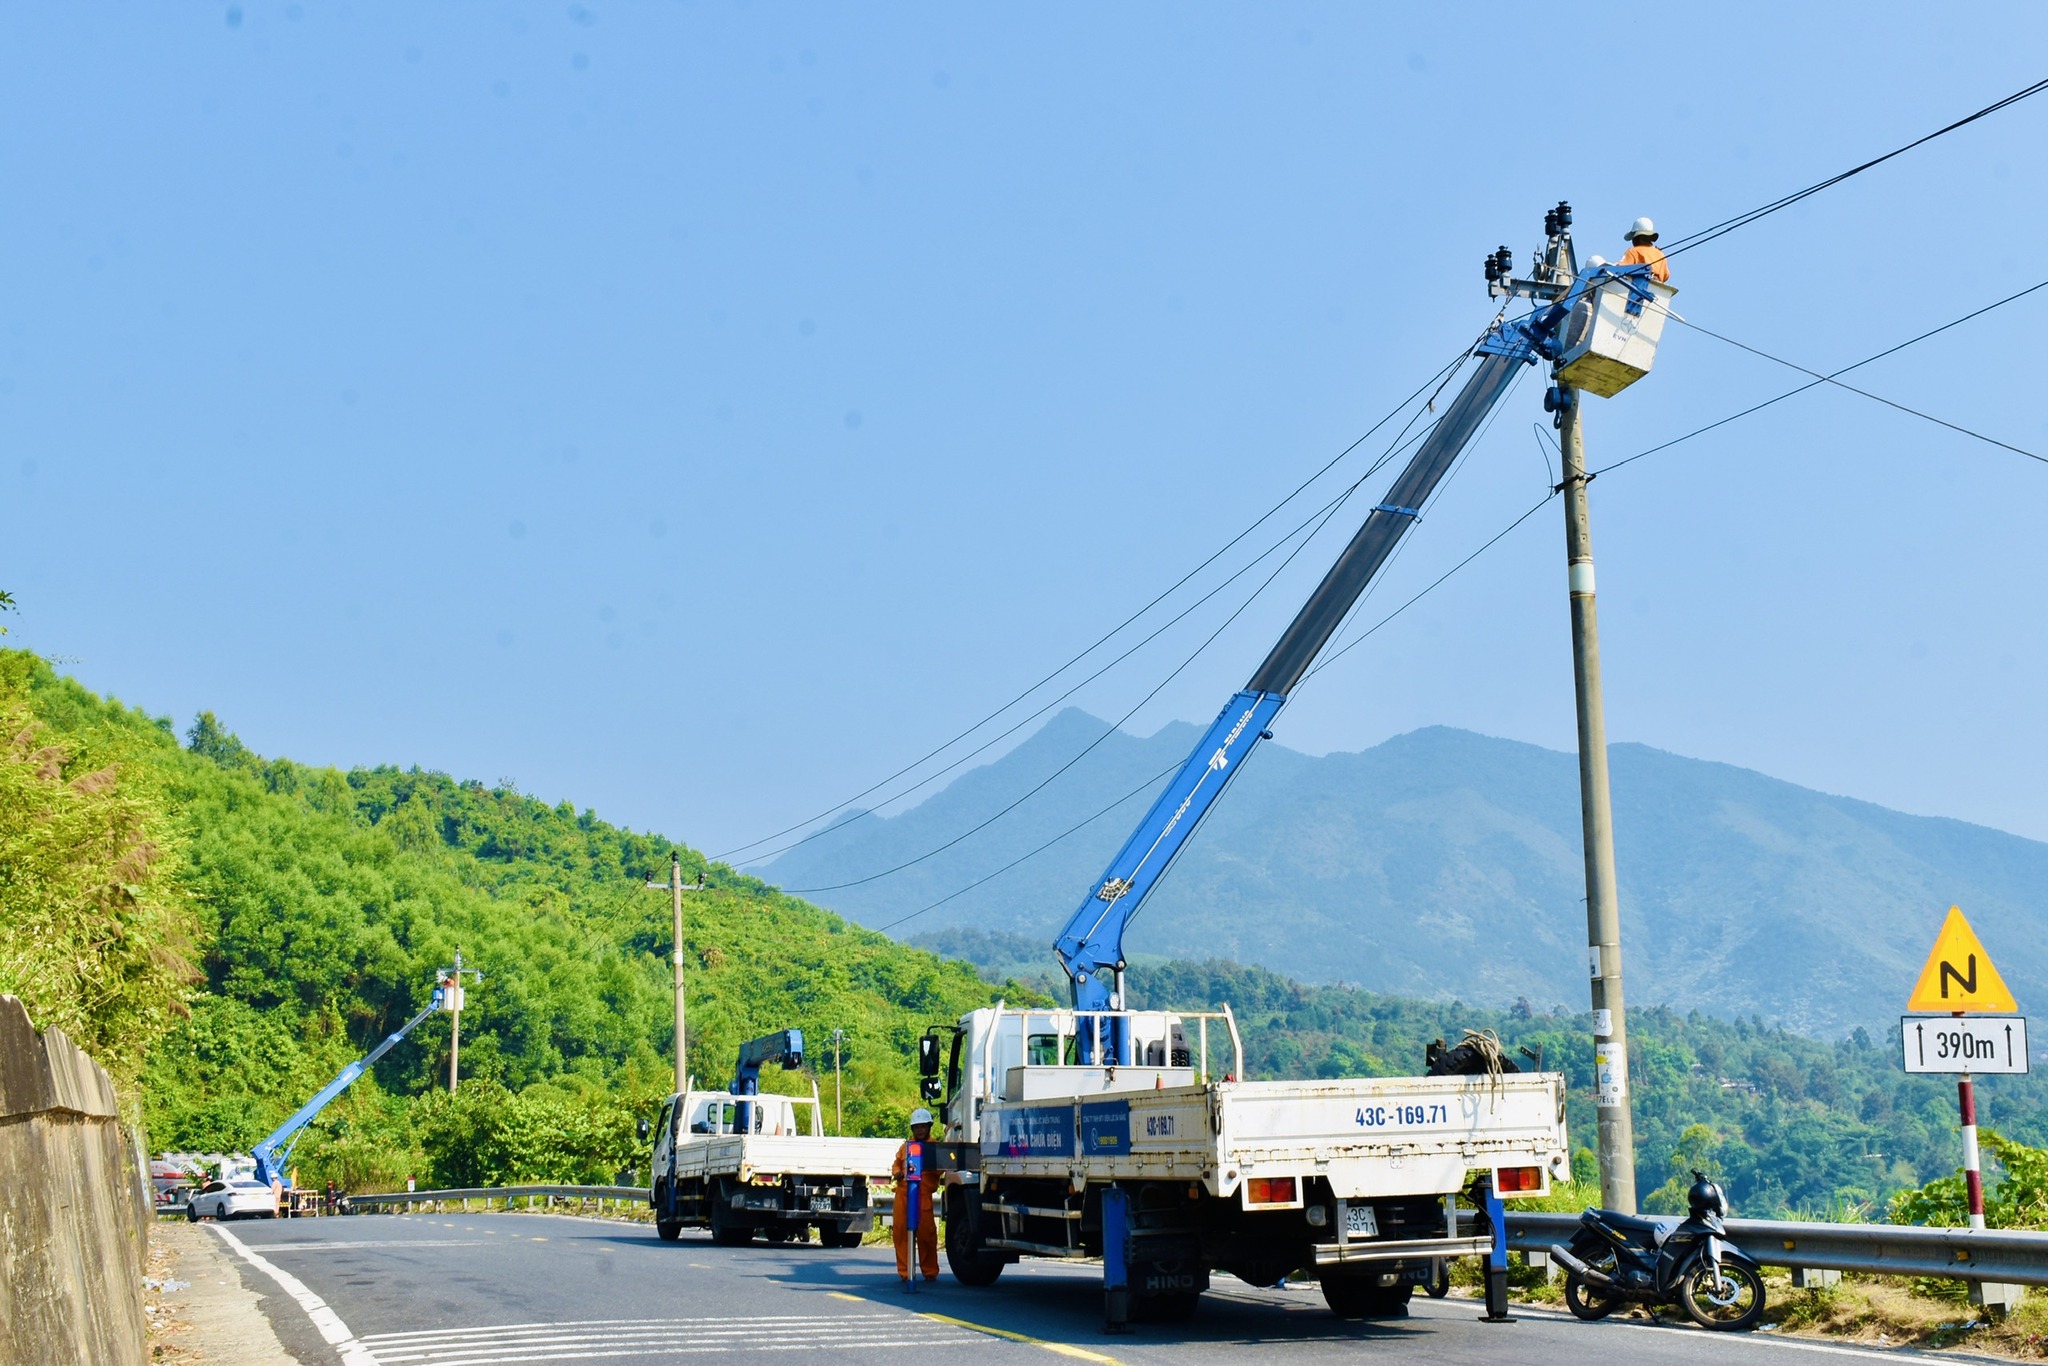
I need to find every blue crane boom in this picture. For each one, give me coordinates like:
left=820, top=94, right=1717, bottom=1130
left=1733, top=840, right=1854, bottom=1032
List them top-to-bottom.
left=1054, top=310, right=1575, bottom=1056
left=251, top=994, right=445, bottom=1188
left=731, top=1028, right=804, bottom=1133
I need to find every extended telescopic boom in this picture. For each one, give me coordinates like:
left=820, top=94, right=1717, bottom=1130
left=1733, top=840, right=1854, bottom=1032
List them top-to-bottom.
left=1053, top=296, right=1574, bottom=1055
left=251, top=994, right=445, bottom=1187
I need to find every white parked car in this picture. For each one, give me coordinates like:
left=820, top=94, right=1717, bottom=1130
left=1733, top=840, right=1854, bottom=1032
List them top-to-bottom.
left=186, top=1178, right=279, bottom=1221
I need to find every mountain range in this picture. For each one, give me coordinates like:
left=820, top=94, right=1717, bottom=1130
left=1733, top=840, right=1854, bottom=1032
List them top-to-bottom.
left=758, top=711, right=2047, bottom=1037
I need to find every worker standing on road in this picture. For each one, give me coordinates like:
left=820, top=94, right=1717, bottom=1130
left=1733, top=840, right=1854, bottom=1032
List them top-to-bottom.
left=1619, top=216, right=1670, bottom=282
left=892, top=1108, right=940, bottom=1288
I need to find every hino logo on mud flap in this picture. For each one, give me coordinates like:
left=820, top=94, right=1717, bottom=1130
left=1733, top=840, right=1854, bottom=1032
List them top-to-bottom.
left=1142, top=1271, right=1203, bottom=1294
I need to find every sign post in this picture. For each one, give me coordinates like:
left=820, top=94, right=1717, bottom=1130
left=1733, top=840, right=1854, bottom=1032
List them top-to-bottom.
left=1903, top=907, right=2020, bottom=1233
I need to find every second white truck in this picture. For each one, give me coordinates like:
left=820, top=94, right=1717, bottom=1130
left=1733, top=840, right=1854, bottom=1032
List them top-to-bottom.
left=644, top=1029, right=899, bottom=1247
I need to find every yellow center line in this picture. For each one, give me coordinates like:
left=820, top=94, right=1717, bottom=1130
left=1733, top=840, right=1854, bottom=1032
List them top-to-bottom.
left=530, top=1237, right=546, bottom=1242
left=827, top=1292, right=864, bottom=1302
left=915, top=1310, right=1126, bottom=1366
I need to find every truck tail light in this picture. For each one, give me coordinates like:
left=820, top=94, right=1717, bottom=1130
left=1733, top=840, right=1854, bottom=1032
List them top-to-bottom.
left=1494, top=1165, right=1543, bottom=1194
left=1246, top=1177, right=1297, bottom=1206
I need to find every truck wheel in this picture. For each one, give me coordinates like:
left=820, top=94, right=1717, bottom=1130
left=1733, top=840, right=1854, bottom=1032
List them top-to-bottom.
left=709, top=1183, right=753, bottom=1247
left=944, top=1199, right=1004, bottom=1285
left=656, top=1219, right=683, bottom=1241
left=1322, top=1275, right=1411, bottom=1319
left=1133, top=1292, right=1201, bottom=1322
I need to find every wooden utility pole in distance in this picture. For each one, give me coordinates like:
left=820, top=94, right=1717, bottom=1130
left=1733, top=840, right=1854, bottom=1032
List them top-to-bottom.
left=1557, top=386, right=1639, bottom=1213
left=646, top=854, right=707, bottom=1096
left=440, top=948, right=483, bottom=1095
left=830, top=1028, right=846, bottom=1136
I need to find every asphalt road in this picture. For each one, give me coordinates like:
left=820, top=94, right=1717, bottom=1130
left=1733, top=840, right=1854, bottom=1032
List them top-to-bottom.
left=212, top=1212, right=1973, bottom=1366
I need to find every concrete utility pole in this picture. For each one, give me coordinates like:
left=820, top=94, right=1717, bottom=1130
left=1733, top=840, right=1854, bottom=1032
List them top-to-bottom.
left=1557, top=385, right=1639, bottom=1212
left=646, top=854, right=707, bottom=1096
left=439, top=947, right=483, bottom=1095
left=449, top=965, right=460, bottom=1094
left=830, top=1028, right=846, bottom=1136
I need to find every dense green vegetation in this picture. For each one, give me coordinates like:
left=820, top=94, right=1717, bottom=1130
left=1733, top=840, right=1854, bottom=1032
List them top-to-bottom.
left=7, top=646, right=2038, bottom=1222
left=0, top=650, right=1017, bottom=1189
left=918, top=927, right=2048, bottom=1218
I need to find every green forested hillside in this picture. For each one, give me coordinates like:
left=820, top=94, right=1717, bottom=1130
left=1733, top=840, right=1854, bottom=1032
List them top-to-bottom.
left=6, top=648, right=2037, bottom=1219
left=1, top=650, right=1024, bottom=1189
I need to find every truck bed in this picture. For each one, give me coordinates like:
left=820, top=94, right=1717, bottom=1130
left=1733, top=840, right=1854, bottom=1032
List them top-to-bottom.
left=977, top=1071, right=1567, bottom=1200
left=668, top=1133, right=900, bottom=1184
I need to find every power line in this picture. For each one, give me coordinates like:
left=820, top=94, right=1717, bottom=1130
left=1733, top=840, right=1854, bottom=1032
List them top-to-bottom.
left=1663, top=77, right=2048, bottom=256
left=1593, top=277, right=2048, bottom=478
left=1659, top=298, right=2048, bottom=466
left=710, top=348, right=1474, bottom=865
left=780, top=466, right=1366, bottom=895
left=737, top=471, right=1362, bottom=870
left=880, top=484, right=1566, bottom=930
left=1300, top=492, right=1557, bottom=685
left=878, top=760, right=1181, bottom=934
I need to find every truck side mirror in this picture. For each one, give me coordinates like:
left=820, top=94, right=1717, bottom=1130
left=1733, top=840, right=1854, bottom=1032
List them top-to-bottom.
left=917, top=1034, right=941, bottom=1079
left=921, top=1075, right=943, bottom=1102
left=637, top=1118, right=650, bottom=1141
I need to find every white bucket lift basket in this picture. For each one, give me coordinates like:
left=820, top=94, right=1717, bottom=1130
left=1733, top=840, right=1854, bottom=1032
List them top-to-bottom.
left=1555, top=273, right=1678, bottom=398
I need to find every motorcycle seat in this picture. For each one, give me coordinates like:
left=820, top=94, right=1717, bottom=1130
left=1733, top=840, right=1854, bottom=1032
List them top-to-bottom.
left=1599, top=1211, right=1672, bottom=1244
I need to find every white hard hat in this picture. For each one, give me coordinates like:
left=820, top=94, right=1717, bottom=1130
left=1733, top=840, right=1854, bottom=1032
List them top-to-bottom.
left=1625, top=216, right=1658, bottom=243
left=910, top=1108, right=933, bottom=1126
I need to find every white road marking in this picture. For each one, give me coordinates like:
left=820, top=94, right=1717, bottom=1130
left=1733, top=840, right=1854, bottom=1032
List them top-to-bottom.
left=208, top=1223, right=378, bottom=1366
left=255, top=1240, right=490, bottom=1252
left=1483, top=1301, right=1968, bottom=1362
left=355, top=1313, right=978, bottom=1365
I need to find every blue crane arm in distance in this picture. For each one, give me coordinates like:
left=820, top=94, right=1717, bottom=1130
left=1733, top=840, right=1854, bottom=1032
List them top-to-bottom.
left=1055, top=334, right=1544, bottom=1057
left=251, top=995, right=444, bottom=1188
left=731, top=1028, right=804, bottom=1134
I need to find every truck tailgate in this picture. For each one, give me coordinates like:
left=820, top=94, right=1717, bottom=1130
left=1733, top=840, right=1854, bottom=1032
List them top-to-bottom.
left=980, top=1073, right=1566, bottom=1202
left=1215, top=1074, right=1567, bottom=1199
left=673, top=1135, right=900, bottom=1182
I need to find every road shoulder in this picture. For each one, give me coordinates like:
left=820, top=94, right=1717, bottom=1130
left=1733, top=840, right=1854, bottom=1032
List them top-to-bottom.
left=145, top=1220, right=301, bottom=1365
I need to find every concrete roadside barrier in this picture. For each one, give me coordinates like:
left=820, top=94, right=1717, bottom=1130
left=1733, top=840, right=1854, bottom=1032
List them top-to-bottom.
left=0, top=994, right=148, bottom=1366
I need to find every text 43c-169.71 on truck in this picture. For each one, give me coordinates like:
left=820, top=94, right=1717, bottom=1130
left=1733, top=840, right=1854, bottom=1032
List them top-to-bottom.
left=906, top=203, right=1677, bottom=1330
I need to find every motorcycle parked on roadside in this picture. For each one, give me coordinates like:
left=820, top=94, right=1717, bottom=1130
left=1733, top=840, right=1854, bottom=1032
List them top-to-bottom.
left=1549, top=1172, right=1767, bottom=1331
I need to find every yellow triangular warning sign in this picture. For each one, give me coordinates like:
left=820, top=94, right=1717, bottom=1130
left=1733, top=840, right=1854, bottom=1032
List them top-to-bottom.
left=1906, top=906, right=2017, bottom=1013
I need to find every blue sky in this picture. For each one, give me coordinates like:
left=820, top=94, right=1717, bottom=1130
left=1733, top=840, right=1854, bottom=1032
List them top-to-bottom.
left=7, top=3, right=2047, bottom=863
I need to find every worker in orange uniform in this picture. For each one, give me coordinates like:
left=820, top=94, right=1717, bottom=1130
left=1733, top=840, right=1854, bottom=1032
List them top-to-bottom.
left=1619, top=216, right=1670, bottom=283
left=892, top=1107, right=941, bottom=1288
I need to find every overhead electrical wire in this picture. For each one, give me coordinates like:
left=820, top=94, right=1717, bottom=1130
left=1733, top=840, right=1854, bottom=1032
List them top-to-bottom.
left=747, top=76, right=2048, bottom=907
left=1661, top=76, right=2048, bottom=257
left=865, top=272, right=2048, bottom=920
left=1593, top=277, right=2048, bottom=478
left=1656, top=295, right=2048, bottom=466
left=709, top=348, right=1474, bottom=866
left=779, top=465, right=1368, bottom=894
left=742, top=466, right=1375, bottom=871
left=881, top=486, right=1563, bottom=931
left=877, top=759, right=1182, bottom=934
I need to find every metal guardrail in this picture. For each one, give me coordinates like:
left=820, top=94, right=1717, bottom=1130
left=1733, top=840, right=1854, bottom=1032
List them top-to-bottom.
left=348, top=1184, right=649, bottom=1212
left=342, top=1185, right=2048, bottom=1289
left=1505, top=1210, right=2048, bottom=1288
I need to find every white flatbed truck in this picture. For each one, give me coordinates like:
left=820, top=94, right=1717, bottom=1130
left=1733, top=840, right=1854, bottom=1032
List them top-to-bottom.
left=924, top=1004, right=1568, bottom=1320
left=646, top=1084, right=899, bottom=1246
